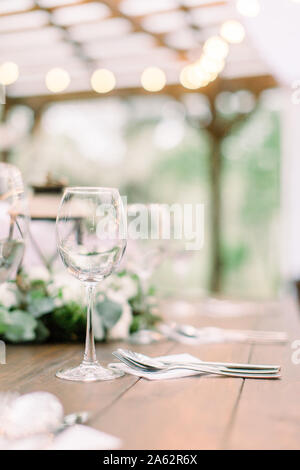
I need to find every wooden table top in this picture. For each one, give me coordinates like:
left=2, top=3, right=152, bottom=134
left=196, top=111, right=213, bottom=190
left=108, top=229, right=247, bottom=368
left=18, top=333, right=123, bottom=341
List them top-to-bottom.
left=1, top=297, right=300, bottom=450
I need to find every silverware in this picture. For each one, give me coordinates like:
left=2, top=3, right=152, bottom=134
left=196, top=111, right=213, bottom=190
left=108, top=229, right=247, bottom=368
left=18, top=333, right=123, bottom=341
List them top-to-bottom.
left=160, top=323, right=288, bottom=344
left=128, top=329, right=164, bottom=345
left=117, top=348, right=280, bottom=372
left=113, top=349, right=281, bottom=379
left=117, top=349, right=280, bottom=375
left=55, top=411, right=91, bottom=434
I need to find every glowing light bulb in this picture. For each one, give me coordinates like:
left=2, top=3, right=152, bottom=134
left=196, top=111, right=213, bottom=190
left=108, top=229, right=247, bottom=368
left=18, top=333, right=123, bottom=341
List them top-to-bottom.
left=236, top=0, right=260, bottom=17
left=220, top=20, right=245, bottom=44
left=203, top=36, right=229, bottom=60
left=197, top=55, right=225, bottom=75
left=0, top=62, right=19, bottom=85
left=180, top=64, right=211, bottom=90
left=141, top=67, right=166, bottom=92
left=45, top=68, right=70, bottom=93
left=91, top=69, right=116, bottom=93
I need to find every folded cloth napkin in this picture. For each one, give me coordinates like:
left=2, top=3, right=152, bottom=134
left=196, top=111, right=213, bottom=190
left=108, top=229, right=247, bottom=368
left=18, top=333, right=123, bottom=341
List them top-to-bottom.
left=158, top=324, right=225, bottom=344
left=109, top=353, right=207, bottom=381
left=0, top=391, right=121, bottom=450
left=48, top=425, right=121, bottom=450
left=0, top=426, right=121, bottom=450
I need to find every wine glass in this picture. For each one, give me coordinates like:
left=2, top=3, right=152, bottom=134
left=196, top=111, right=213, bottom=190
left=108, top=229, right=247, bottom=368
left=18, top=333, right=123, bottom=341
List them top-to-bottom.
left=0, top=163, right=28, bottom=283
left=56, top=187, right=127, bottom=382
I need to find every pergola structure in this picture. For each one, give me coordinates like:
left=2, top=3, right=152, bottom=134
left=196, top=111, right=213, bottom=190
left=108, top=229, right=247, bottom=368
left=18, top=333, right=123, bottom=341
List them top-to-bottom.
left=0, top=0, right=278, bottom=293
left=0, top=0, right=276, bottom=106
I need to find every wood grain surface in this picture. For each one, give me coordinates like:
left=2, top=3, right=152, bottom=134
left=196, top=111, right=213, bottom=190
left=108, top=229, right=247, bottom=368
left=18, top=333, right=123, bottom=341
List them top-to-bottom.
left=0, top=300, right=299, bottom=450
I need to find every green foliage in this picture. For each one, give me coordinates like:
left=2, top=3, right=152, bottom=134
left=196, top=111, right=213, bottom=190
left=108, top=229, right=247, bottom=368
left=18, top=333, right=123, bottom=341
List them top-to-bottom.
left=220, top=107, right=281, bottom=296
left=152, top=141, right=209, bottom=185
left=221, top=243, right=249, bottom=273
left=0, top=268, right=160, bottom=343
left=95, top=296, right=122, bottom=331
left=44, top=302, right=86, bottom=342
left=4, top=310, right=37, bottom=343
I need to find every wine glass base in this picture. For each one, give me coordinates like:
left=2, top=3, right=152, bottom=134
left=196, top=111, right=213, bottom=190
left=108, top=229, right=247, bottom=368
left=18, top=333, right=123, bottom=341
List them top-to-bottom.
left=56, top=362, right=124, bottom=382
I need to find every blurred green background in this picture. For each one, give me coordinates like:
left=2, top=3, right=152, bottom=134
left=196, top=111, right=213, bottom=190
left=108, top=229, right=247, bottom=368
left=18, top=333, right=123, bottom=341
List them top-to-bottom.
left=6, top=89, right=280, bottom=299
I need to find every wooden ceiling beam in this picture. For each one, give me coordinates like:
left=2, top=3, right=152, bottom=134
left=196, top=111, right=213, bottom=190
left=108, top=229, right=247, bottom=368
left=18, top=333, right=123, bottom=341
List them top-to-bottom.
left=31, top=0, right=95, bottom=68
left=96, top=0, right=186, bottom=59
left=7, top=74, right=277, bottom=110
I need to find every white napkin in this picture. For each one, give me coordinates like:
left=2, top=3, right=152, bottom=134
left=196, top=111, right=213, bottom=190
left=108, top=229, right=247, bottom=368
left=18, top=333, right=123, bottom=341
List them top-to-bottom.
left=158, top=324, right=225, bottom=344
left=109, top=353, right=206, bottom=380
left=0, top=391, right=121, bottom=450
left=48, top=424, right=121, bottom=450
left=0, top=425, right=121, bottom=450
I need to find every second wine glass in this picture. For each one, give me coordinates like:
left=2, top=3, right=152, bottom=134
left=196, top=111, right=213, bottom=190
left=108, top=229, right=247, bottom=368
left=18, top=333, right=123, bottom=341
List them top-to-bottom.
left=56, top=187, right=127, bottom=382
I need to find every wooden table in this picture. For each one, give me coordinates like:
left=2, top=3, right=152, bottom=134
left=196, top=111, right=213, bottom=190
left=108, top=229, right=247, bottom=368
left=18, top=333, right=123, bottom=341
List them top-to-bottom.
left=1, top=297, right=300, bottom=450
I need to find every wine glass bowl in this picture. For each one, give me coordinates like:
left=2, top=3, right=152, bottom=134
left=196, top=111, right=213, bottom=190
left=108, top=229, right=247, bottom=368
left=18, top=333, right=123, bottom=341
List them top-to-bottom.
left=0, top=163, right=28, bottom=284
left=56, top=187, right=127, bottom=382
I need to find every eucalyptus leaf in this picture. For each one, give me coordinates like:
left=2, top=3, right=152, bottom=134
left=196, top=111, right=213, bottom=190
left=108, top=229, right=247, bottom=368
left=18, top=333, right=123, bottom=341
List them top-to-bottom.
left=28, top=297, right=55, bottom=318
left=95, top=297, right=122, bottom=330
left=0, top=307, right=9, bottom=335
left=5, top=310, right=37, bottom=343
left=35, top=320, right=50, bottom=342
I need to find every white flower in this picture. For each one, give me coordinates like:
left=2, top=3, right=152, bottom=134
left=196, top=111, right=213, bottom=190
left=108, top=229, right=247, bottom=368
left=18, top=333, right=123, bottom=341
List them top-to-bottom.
left=27, top=266, right=50, bottom=283
left=48, top=272, right=84, bottom=304
left=104, top=274, right=138, bottom=301
left=0, top=283, right=18, bottom=308
left=107, top=293, right=133, bottom=340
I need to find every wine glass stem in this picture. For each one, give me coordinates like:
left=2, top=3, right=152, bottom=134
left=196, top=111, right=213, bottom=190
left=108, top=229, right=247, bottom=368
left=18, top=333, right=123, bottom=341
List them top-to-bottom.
left=83, top=283, right=98, bottom=365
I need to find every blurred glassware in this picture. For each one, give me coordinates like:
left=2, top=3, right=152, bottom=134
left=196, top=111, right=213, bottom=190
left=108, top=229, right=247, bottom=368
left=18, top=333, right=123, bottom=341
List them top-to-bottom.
left=0, top=163, right=29, bottom=283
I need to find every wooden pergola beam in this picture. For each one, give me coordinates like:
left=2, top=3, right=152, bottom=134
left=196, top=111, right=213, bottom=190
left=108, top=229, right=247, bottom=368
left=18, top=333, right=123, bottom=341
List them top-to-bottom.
left=95, top=0, right=185, bottom=58
left=7, top=74, right=277, bottom=110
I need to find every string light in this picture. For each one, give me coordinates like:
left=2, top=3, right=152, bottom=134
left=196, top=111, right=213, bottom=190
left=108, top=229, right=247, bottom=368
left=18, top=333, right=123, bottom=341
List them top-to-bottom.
left=236, top=0, right=260, bottom=17
left=220, top=20, right=245, bottom=44
left=203, top=36, right=229, bottom=60
left=197, top=55, right=225, bottom=75
left=0, top=62, right=19, bottom=85
left=180, top=64, right=212, bottom=90
left=45, top=67, right=70, bottom=93
left=141, top=67, right=166, bottom=92
left=91, top=69, right=116, bottom=93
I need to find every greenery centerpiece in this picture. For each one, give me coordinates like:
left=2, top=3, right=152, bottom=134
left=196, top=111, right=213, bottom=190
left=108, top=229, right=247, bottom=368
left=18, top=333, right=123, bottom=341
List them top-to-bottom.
left=0, top=266, right=160, bottom=344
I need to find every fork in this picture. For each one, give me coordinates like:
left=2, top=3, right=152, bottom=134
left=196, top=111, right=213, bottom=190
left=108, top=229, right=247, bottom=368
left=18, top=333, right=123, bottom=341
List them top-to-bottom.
left=166, top=324, right=288, bottom=344
left=117, top=348, right=281, bottom=372
left=117, top=349, right=281, bottom=375
left=113, top=350, right=281, bottom=379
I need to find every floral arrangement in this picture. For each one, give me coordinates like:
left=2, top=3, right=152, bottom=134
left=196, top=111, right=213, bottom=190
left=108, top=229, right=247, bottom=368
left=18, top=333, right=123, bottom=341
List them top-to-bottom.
left=0, top=266, right=160, bottom=344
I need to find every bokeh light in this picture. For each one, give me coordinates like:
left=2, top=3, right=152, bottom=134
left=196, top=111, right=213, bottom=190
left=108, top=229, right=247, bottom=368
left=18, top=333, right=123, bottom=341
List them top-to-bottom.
left=236, top=0, right=261, bottom=17
left=220, top=20, right=245, bottom=44
left=203, top=36, right=229, bottom=60
left=197, top=55, right=225, bottom=75
left=0, top=62, right=19, bottom=85
left=180, top=64, right=212, bottom=90
left=45, top=67, right=70, bottom=93
left=141, top=67, right=166, bottom=92
left=91, top=69, right=116, bottom=93
left=236, top=90, right=256, bottom=113
left=215, top=91, right=240, bottom=115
